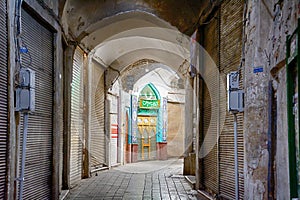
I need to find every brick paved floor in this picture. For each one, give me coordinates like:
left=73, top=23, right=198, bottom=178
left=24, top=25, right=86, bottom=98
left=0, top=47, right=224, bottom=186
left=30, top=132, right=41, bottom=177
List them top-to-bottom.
left=66, top=158, right=205, bottom=200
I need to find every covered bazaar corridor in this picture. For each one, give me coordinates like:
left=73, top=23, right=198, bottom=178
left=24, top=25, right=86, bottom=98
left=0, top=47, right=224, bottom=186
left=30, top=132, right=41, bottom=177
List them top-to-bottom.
left=0, top=0, right=299, bottom=200
left=63, top=0, right=227, bottom=198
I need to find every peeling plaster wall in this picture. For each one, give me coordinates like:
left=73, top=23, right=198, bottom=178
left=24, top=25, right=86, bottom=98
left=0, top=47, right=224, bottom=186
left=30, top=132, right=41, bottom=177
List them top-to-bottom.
left=244, top=0, right=299, bottom=199
left=244, top=1, right=272, bottom=199
left=268, top=1, right=299, bottom=66
left=269, top=1, right=299, bottom=199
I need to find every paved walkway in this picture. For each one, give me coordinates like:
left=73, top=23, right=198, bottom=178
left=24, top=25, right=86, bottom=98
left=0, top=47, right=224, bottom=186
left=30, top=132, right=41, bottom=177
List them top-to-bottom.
left=66, top=158, right=206, bottom=200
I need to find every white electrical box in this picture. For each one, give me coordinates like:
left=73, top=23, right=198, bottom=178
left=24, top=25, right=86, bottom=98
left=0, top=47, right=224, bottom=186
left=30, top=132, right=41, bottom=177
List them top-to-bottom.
left=16, top=68, right=35, bottom=112
left=227, top=71, right=244, bottom=113
left=227, top=71, right=239, bottom=90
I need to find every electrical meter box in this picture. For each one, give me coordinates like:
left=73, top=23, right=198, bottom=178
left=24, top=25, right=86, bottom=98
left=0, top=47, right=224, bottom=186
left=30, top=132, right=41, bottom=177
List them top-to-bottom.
left=16, top=68, right=35, bottom=112
left=19, top=68, right=35, bottom=88
left=227, top=71, right=244, bottom=113
left=227, top=71, right=239, bottom=90
left=16, top=88, right=35, bottom=112
left=228, top=90, right=244, bottom=112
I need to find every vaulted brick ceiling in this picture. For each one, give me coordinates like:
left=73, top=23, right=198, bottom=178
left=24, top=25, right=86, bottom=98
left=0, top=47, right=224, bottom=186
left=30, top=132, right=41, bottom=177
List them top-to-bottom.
left=61, top=0, right=204, bottom=42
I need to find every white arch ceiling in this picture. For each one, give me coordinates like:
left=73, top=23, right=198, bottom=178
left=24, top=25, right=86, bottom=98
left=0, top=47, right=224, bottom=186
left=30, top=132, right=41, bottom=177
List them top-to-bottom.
left=80, top=11, right=191, bottom=74
left=81, top=11, right=177, bottom=51
left=92, top=35, right=190, bottom=72
left=120, top=63, right=182, bottom=91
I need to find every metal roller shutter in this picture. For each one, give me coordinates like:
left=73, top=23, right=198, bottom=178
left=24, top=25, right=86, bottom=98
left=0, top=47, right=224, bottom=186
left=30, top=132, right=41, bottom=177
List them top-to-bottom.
left=0, top=0, right=7, bottom=198
left=219, top=0, right=244, bottom=199
left=19, top=8, right=53, bottom=199
left=201, top=16, right=219, bottom=195
left=70, top=47, right=84, bottom=187
left=90, top=64, right=106, bottom=168
left=108, top=94, right=118, bottom=166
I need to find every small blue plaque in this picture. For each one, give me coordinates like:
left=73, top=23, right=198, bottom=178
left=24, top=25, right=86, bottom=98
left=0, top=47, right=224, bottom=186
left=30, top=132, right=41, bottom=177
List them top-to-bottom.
left=253, top=67, right=263, bottom=73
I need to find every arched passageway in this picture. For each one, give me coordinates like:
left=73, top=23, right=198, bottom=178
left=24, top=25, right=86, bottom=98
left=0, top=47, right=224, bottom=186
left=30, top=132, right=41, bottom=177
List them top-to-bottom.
left=64, top=0, right=201, bottom=193
left=64, top=1, right=226, bottom=199
left=63, top=4, right=204, bottom=198
left=83, top=13, right=194, bottom=166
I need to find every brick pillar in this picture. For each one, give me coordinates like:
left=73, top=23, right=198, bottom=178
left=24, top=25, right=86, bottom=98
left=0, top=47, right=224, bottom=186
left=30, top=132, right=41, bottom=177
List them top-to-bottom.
left=157, top=142, right=168, bottom=160
left=126, top=144, right=131, bottom=163
left=131, top=144, right=138, bottom=163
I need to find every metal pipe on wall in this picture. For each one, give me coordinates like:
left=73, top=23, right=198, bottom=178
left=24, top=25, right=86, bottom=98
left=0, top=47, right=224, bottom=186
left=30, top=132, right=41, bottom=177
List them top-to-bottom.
left=15, top=1, right=26, bottom=198
left=18, top=113, right=28, bottom=200
left=233, top=113, right=239, bottom=200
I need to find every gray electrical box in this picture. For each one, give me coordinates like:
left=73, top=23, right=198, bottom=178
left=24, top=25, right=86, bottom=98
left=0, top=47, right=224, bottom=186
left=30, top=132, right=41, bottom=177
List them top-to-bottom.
left=16, top=68, right=35, bottom=112
left=19, top=68, right=35, bottom=88
left=227, top=71, right=244, bottom=113
left=16, top=88, right=35, bottom=112
left=228, top=90, right=244, bottom=112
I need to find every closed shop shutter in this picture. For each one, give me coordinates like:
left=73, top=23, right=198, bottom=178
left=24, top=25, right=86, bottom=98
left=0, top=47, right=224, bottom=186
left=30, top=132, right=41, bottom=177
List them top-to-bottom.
left=0, top=0, right=7, bottom=198
left=219, top=0, right=244, bottom=199
left=19, top=8, right=54, bottom=199
left=201, top=16, right=219, bottom=194
left=70, top=47, right=84, bottom=187
left=90, top=64, right=106, bottom=168
left=109, top=94, right=118, bottom=166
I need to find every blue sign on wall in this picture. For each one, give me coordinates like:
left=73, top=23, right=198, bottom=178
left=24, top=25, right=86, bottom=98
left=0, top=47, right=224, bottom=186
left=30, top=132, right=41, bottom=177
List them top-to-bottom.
left=253, top=66, right=264, bottom=73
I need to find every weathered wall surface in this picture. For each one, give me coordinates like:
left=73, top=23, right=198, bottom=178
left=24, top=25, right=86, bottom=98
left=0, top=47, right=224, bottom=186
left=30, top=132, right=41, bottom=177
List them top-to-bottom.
left=40, top=0, right=59, bottom=15
left=244, top=0, right=299, bottom=199
left=244, top=1, right=272, bottom=199
left=269, top=1, right=299, bottom=199
left=275, top=68, right=289, bottom=200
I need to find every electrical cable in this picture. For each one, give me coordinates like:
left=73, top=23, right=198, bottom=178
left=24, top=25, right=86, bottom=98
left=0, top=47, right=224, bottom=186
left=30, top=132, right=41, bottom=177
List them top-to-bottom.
left=14, top=0, right=34, bottom=86
left=14, top=0, right=22, bottom=82
left=236, top=0, right=248, bottom=89
left=15, top=2, right=32, bottom=200
left=19, top=37, right=33, bottom=67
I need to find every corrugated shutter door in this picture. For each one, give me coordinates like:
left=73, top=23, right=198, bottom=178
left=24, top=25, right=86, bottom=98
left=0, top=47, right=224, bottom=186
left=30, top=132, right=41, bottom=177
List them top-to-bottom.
left=0, top=0, right=7, bottom=198
left=219, top=0, right=244, bottom=199
left=19, top=8, right=53, bottom=199
left=201, top=16, right=219, bottom=194
left=70, top=47, right=84, bottom=187
left=90, top=64, right=106, bottom=168
left=109, top=95, right=118, bottom=166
